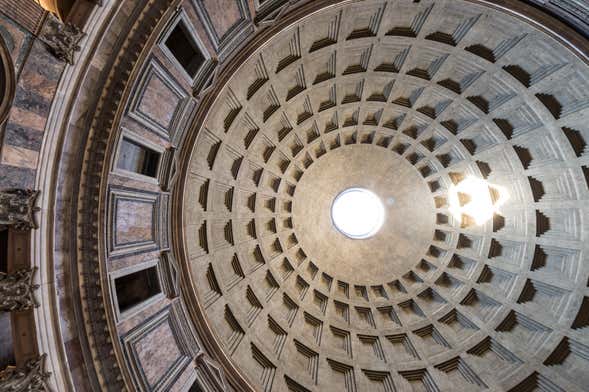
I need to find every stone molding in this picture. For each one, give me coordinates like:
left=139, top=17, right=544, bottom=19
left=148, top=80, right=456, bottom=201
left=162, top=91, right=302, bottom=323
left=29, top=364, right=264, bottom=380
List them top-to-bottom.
left=72, top=0, right=180, bottom=390
left=524, top=0, right=589, bottom=37
left=160, top=250, right=180, bottom=299
left=121, top=304, right=195, bottom=392
left=193, top=352, right=230, bottom=392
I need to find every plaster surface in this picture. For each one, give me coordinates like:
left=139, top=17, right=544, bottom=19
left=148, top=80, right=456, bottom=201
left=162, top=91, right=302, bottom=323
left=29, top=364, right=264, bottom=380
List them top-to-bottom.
left=293, top=145, right=435, bottom=283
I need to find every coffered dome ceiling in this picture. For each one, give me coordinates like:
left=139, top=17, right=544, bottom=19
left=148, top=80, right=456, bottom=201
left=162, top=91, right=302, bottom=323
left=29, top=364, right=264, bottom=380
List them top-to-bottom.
left=180, top=0, right=589, bottom=391
left=3, top=1, right=589, bottom=392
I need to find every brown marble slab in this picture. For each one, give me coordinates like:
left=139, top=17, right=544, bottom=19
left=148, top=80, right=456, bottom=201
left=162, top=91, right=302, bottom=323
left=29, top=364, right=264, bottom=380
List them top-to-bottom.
left=201, top=0, right=243, bottom=38
left=138, top=74, right=181, bottom=130
left=115, top=199, right=155, bottom=245
left=134, top=318, right=182, bottom=387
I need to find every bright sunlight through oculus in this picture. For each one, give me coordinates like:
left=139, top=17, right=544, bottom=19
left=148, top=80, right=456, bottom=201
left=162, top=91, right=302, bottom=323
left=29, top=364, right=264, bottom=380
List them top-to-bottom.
left=331, top=188, right=385, bottom=239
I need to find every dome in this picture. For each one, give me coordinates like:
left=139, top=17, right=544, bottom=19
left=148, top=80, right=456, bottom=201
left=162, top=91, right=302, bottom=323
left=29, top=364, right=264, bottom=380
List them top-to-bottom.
left=1, top=0, right=588, bottom=391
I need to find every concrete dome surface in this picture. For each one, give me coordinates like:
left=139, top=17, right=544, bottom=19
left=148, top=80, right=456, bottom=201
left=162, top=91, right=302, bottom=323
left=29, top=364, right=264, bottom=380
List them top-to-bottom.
left=0, top=0, right=588, bottom=391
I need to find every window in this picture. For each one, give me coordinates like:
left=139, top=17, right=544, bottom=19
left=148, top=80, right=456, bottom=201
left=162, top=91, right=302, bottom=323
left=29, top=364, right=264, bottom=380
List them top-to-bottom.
left=165, top=20, right=205, bottom=78
left=117, top=137, right=160, bottom=178
left=114, top=266, right=161, bottom=313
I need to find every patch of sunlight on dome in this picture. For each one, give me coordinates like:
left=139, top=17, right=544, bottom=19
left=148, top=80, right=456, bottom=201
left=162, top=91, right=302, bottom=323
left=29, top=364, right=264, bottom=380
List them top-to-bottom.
left=448, top=176, right=509, bottom=227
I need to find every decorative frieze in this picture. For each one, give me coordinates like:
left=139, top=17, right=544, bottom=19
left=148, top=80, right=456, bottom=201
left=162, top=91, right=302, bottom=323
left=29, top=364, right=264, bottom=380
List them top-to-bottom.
left=526, top=0, right=589, bottom=36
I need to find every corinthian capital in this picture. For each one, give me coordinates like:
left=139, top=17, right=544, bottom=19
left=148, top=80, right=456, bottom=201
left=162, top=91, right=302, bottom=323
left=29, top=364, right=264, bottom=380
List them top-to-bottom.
left=39, top=14, right=85, bottom=65
left=0, top=189, right=40, bottom=231
left=0, top=268, right=39, bottom=312
left=0, top=355, right=50, bottom=391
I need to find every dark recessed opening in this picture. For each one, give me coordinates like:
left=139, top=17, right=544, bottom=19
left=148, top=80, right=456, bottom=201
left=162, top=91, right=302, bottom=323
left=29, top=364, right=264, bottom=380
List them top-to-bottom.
left=165, top=21, right=205, bottom=78
left=0, top=67, right=5, bottom=98
left=117, top=137, right=160, bottom=177
left=0, top=230, right=8, bottom=273
left=115, top=266, right=161, bottom=313
left=0, top=313, right=15, bottom=369
left=189, top=381, right=205, bottom=392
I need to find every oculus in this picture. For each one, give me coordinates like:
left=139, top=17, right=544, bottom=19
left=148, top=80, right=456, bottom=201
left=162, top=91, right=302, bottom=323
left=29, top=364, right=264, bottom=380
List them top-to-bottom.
left=331, top=188, right=385, bottom=239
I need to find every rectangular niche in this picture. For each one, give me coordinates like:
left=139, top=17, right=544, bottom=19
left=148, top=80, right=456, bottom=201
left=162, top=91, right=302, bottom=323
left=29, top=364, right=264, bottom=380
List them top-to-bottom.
left=160, top=11, right=211, bottom=82
left=116, top=136, right=161, bottom=179
left=112, top=260, right=163, bottom=318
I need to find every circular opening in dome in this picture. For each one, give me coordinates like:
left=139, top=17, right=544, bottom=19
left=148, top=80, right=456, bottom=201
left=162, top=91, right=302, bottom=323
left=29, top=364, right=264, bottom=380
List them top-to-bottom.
left=331, top=188, right=385, bottom=239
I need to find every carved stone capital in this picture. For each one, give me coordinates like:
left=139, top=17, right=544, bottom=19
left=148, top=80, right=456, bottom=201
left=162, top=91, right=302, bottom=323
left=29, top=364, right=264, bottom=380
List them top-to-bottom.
left=39, top=14, right=85, bottom=64
left=0, top=189, right=40, bottom=231
left=0, top=268, right=39, bottom=312
left=0, top=355, right=50, bottom=391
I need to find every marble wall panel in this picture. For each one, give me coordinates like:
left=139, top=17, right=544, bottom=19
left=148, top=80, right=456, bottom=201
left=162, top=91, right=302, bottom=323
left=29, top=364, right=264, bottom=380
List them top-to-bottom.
left=192, top=0, right=253, bottom=59
left=201, top=0, right=242, bottom=38
left=0, top=14, right=33, bottom=74
left=0, top=39, right=64, bottom=190
left=127, top=58, right=187, bottom=140
left=108, top=187, right=161, bottom=258
left=115, top=199, right=154, bottom=244
left=122, top=305, right=194, bottom=392
left=135, top=320, right=182, bottom=386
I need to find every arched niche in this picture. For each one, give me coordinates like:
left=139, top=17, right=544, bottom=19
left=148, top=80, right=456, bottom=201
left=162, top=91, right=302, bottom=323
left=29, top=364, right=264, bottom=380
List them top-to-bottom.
left=0, top=35, right=15, bottom=127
